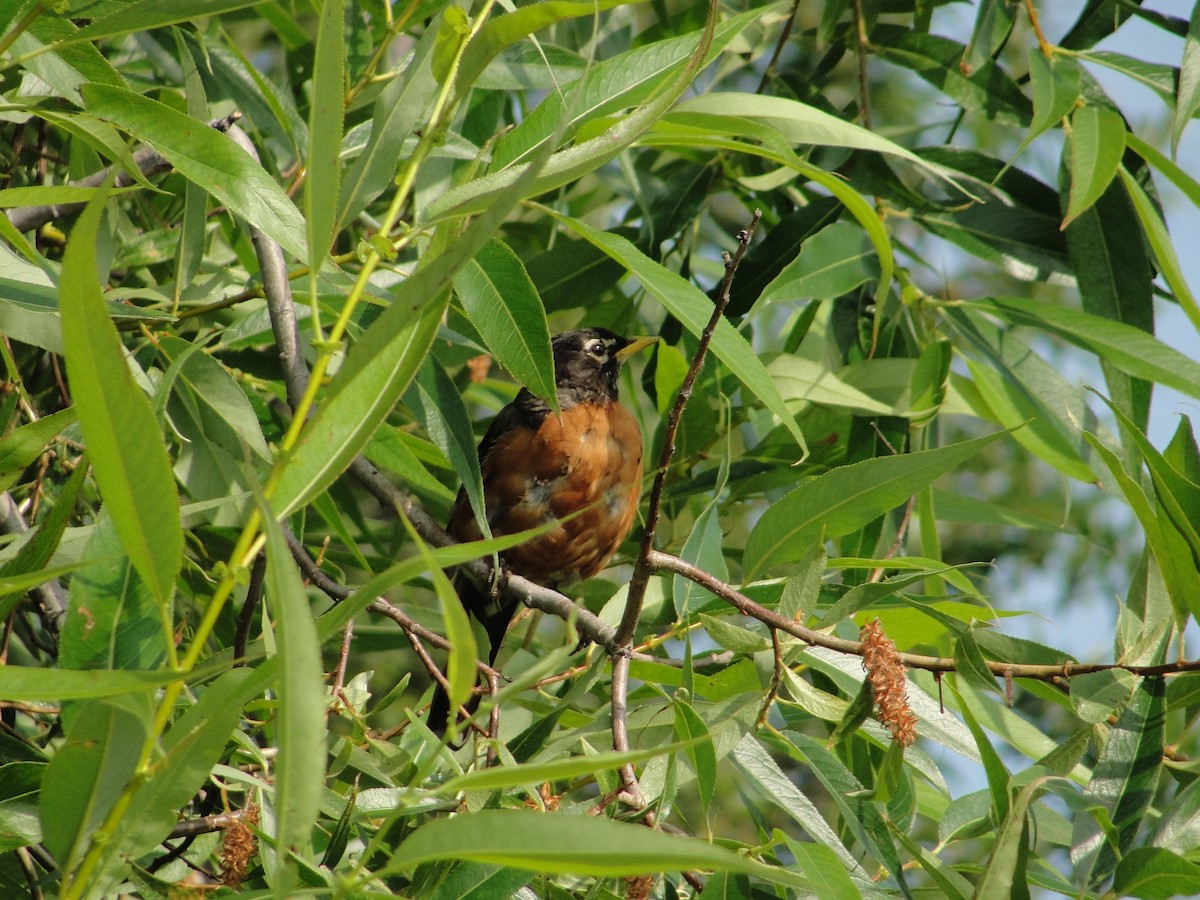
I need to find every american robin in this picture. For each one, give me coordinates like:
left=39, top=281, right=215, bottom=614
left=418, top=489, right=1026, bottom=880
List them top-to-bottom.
left=429, top=327, right=657, bottom=732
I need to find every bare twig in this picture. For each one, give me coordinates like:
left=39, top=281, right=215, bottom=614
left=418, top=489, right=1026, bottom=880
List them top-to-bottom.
left=756, top=0, right=802, bottom=94
left=851, top=0, right=872, bottom=128
left=5, top=114, right=239, bottom=234
left=225, top=126, right=309, bottom=412
left=610, top=210, right=760, bottom=801
left=0, top=491, right=67, bottom=639
left=649, top=549, right=1200, bottom=682
left=233, top=553, right=267, bottom=663
left=332, top=619, right=355, bottom=696
left=757, top=628, right=784, bottom=727
left=166, top=809, right=249, bottom=840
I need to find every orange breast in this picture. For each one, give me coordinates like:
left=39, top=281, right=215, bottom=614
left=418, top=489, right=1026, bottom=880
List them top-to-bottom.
left=448, top=401, right=643, bottom=586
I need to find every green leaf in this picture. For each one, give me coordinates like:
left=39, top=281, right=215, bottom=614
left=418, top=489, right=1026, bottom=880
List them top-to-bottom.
left=72, top=0, right=271, bottom=41
left=305, top=0, right=345, bottom=266
left=420, top=0, right=718, bottom=223
left=453, top=0, right=634, bottom=99
left=1172, top=4, right=1200, bottom=155
left=491, top=5, right=762, bottom=172
left=338, top=24, right=438, bottom=227
left=875, top=32, right=1031, bottom=126
left=1023, top=50, right=1080, bottom=146
left=81, top=83, right=307, bottom=260
left=668, top=93, right=935, bottom=167
left=1063, top=106, right=1126, bottom=227
left=1117, top=166, right=1200, bottom=333
left=60, top=191, right=182, bottom=609
left=553, top=216, right=807, bottom=455
left=754, top=221, right=876, bottom=309
left=453, top=239, right=555, bottom=408
left=960, top=298, right=1199, bottom=400
left=160, top=336, right=271, bottom=461
left=405, top=355, right=489, bottom=538
left=0, top=407, right=76, bottom=494
left=744, top=430, right=1006, bottom=577
left=0, top=461, right=82, bottom=622
left=260, top=498, right=326, bottom=866
left=674, top=502, right=728, bottom=616
left=699, top=614, right=771, bottom=654
left=0, top=666, right=194, bottom=701
left=118, top=668, right=257, bottom=857
left=1071, top=676, right=1166, bottom=886
left=39, top=695, right=149, bottom=870
left=672, top=698, right=716, bottom=815
left=730, top=734, right=858, bottom=869
left=440, top=737, right=703, bottom=795
left=975, top=776, right=1046, bottom=900
left=383, top=808, right=805, bottom=888
left=1114, top=847, right=1200, bottom=900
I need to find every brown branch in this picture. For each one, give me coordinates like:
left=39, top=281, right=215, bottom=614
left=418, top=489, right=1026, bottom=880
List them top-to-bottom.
left=756, top=0, right=802, bottom=94
left=1023, top=0, right=1054, bottom=57
left=4, top=113, right=239, bottom=234
left=225, top=125, right=309, bottom=412
left=616, top=210, right=761, bottom=648
left=649, top=550, right=1200, bottom=681
left=166, top=809, right=249, bottom=840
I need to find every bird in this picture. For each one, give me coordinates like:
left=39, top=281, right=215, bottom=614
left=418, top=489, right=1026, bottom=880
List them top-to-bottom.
left=429, top=327, right=658, bottom=734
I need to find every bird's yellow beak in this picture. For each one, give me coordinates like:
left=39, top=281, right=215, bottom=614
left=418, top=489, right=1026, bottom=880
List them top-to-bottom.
left=616, top=335, right=660, bottom=361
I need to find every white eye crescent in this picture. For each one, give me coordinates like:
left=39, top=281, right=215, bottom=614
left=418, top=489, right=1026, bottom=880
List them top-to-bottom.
left=587, top=340, right=606, bottom=357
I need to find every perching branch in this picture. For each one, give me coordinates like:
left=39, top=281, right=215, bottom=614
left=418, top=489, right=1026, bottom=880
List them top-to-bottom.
left=4, top=113, right=239, bottom=234
left=610, top=209, right=760, bottom=798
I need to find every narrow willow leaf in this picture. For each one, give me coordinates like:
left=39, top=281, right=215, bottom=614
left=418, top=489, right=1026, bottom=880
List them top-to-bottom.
left=72, top=0, right=269, bottom=41
left=306, top=0, right=345, bottom=265
left=420, top=0, right=717, bottom=223
left=453, top=0, right=633, bottom=99
left=1172, top=5, right=1200, bottom=154
left=492, top=6, right=763, bottom=172
left=338, top=24, right=437, bottom=227
left=875, top=32, right=1031, bottom=126
left=1020, top=49, right=1084, bottom=150
left=81, top=84, right=307, bottom=260
left=1063, top=106, right=1126, bottom=227
left=1117, top=166, right=1200, bottom=332
left=60, top=192, right=182, bottom=608
left=555, top=216, right=807, bottom=454
left=755, top=221, right=875, bottom=309
left=453, top=238, right=555, bottom=407
left=961, top=298, right=1200, bottom=400
left=405, top=356, right=489, bottom=538
left=964, top=357, right=1096, bottom=483
left=0, top=407, right=76, bottom=493
left=744, top=430, right=1006, bottom=578
left=1084, top=430, right=1200, bottom=623
left=0, top=462, right=85, bottom=620
left=259, top=498, right=326, bottom=868
left=397, top=513, right=476, bottom=724
left=0, top=667, right=190, bottom=700
left=118, top=668, right=256, bottom=857
left=1071, top=676, right=1165, bottom=886
left=39, top=696, right=148, bottom=870
left=672, top=698, right=716, bottom=815
left=730, top=734, right=859, bottom=869
left=440, top=737, right=703, bottom=794
left=975, top=776, right=1047, bottom=899
left=383, top=808, right=806, bottom=888
left=1114, top=847, right=1200, bottom=899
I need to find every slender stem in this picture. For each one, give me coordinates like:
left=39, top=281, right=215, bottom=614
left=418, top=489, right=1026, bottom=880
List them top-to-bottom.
left=756, top=0, right=802, bottom=94
left=1023, top=0, right=1054, bottom=57
left=615, top=210, right=761, bottom=648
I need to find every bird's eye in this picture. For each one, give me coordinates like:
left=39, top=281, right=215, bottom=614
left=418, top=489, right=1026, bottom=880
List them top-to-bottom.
left=586, top=340, right=606, bottom=357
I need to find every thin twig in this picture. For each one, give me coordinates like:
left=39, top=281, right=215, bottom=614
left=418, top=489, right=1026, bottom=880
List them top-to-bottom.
left=756, top=0, right=802, bottom=94
left=851, top=0, right=872, bottom=128
left=1023, top=0, right=1054, bottom=57
left=5, top=114, right=239, bottom=234
left=225, top=126, right=309, bottom=412
left=610, top=210, right=761, bottom=800
left=616, top=210, right=761, bottom=648
left=648, top=549, right=1200, bottom=681
left=233, top=553, right=267, bottom=664
left=332, top=619, right=354, bottom=696
left=757, top=628, right=784, bottom=727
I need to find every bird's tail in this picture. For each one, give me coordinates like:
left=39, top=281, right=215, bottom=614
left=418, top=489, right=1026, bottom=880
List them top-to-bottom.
left=427, top=573, right=514, bottom=735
